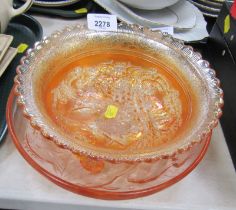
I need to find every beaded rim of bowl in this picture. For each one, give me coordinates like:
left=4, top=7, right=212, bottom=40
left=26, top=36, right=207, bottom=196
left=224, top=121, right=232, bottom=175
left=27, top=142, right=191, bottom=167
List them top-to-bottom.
left=14, top=23, right=223, bottom=162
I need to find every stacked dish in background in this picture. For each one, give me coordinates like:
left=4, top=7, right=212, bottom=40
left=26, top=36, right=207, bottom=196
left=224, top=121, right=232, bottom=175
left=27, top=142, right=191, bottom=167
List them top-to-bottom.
left=16, top=0, right=95, bottom=18
left=93, top=0, right=209, bottom=42
left=188, top=0, right=233, bottom=18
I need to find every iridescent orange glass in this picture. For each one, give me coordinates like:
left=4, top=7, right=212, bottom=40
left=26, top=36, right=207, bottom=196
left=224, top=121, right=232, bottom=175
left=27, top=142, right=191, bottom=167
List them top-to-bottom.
left=10, top=23, right=223, bottom=199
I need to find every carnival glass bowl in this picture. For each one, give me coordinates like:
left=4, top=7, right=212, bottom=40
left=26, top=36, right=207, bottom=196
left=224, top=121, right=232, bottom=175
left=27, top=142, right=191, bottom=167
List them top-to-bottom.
left=11, top=24, right=223, bottom=199
left=14, top=24, right=223, bottom=162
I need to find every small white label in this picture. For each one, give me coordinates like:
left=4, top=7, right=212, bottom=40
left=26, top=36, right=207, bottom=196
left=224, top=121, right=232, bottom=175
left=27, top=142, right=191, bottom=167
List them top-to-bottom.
left=87, top=14, right=117, bottom=31
left=152, top=26, right=174, bottom=35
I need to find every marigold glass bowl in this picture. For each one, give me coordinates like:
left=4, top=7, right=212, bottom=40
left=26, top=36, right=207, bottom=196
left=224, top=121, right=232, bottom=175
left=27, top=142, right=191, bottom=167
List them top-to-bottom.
left=11, top=24, right=223, bottom=199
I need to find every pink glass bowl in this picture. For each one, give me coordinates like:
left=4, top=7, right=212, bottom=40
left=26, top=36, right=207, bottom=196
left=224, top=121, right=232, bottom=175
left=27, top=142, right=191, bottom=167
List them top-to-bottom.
left=10, top=24, right=223, bottom=199
left=8, top=88, right=211, bottom=200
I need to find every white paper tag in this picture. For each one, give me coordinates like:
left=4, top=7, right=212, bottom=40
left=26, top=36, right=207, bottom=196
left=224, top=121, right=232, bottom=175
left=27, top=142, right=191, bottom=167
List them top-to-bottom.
left=87, top=14, right=117, bottom=31
left=152, top=26, right=174, bottom=35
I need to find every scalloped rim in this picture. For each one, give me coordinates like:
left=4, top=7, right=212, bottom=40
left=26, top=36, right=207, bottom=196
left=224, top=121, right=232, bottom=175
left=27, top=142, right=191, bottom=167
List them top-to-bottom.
left=14, top=23, right=224, bottom=162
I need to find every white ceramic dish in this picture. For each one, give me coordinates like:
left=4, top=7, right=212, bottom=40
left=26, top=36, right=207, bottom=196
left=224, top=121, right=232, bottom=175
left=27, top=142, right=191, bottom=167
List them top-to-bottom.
left=1, top=0, right=33, bottom=33
left=94, top=0, right=197, bottom=29
left=94, top=0, right=208, bottom=41
left=115, top=0, right=197, bottom=29
left=118, top=0, right=180, bottom=10
left=173, top=7, right=208, bottom=41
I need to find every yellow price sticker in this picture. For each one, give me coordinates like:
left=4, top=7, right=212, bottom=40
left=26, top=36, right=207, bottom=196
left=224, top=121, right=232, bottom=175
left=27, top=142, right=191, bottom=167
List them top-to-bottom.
left=74, top=8, right=88, bottom=14
left=224, top=15, right=230, bottom=34
left=17, top=43, right=28, bottom=53
left=104, top=105, right=118, bottom=119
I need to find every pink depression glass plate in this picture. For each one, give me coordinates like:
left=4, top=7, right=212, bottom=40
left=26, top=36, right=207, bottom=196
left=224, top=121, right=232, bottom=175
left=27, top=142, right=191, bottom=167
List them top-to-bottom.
left=7, top=88, right=211, bottom=199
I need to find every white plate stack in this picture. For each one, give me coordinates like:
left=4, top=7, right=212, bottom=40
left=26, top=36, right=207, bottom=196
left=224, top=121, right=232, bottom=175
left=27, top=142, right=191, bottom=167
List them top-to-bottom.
left=94, top=0, right=209, bottom=41
left=188, top=0, right=234, bottom=18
